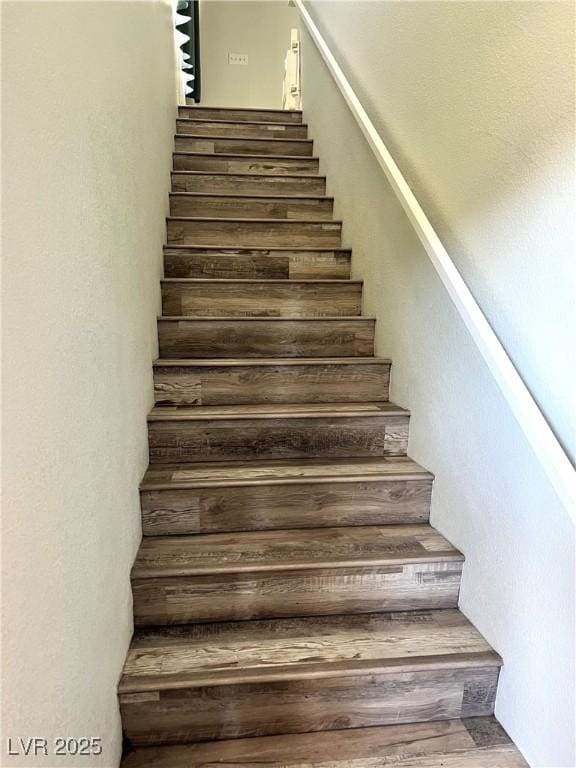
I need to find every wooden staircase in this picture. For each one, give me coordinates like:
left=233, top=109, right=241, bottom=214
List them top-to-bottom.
left=119, top=106, right=527, bottom=767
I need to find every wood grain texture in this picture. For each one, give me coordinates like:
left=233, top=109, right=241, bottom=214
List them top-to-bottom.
left=116, top=104, right=520, bottom=758
left=178, top=106, right=303, bottom=123
left=176, top=118, right=309, bottom=139
left=175, top=135, right=314, bottom=157
left=173, top=153, right=319, bottom=175
left=171, top=171, right=327, bottom=196
left=169, top=193, right=334, bottom=220
left=166, top=218, right=342, bottom=248
left=163, top=246, right=350, bottom=280
left=160, top=279, right=361, bottom=317
left=157, top=317, right=375, bottom=358
left=152, top=358, right=390, bottom=405
left=147, top=403, right=409, bottom=463
left=140, top=456, right=432, bottom=489
left=140, top=457, right=432, bottom=535
left=140, top=479, right=433, bottom=536
left=131, top=525, right=462, bottom=624
left=133, top=525, right=462, bottom=577
left=132, top=562, right=462, bottom=625
left=120, top=609, right=501, bottom=690
left=119, top=610, right=501, bottom=744
left=120, top=666, right=500, bottom=745
left=121, top=718, right=528, bottom=767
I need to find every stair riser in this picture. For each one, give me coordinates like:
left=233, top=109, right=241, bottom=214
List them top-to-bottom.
left=178, top=107, right=303, bottom=124
left=176, top=120, right=308, bottom=139
left=175, top=136, right=313, bottom=157
left=173, top=154, right=319, bottom=175
left=172, top=173, right=326, bottom=196
left=169, top=195, right=334, bottom=220
left=167, top=219, right=342, bottom=248
left=163, top=249, right=350, bottom=280
left=161, top=282, right=361, bottom=318
left=158, top=319, right=375, bottom=358
left=153, top=362, right=390, bottom=405
left=147, top=415, right=409, bottom=464
left=140, top=479, right=433, bottom=536
left=132, top=563, right=462, bottom=626
left=119, top=666, right=499, bottom=745
left=119, top=720, right=528, bottom=766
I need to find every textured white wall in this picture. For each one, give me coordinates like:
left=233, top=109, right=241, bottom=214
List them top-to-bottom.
left=199, top=0, right=298, bottom=108
left=305, top=0, right=576, bottom=463
left=2, top=2, right=176, bottom=765
left=299, top=4, right=575, bottom=767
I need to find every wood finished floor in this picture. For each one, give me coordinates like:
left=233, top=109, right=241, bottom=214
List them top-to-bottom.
left=118, top=104, right=524, bottom=761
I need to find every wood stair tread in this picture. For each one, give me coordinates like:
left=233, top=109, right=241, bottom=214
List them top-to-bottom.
left=179, top=106, right=303, bottom=115
left=176, top=117, right=309, bottom=128
left=175, top=133, right=313, bottom=144
left=175, top=136, right=314, bottom=158
left=173, top=151, right=318, bottom=161
left=170, top=170, right=326, bottom=181
left=171, top=170, right=326, bottom=179
left=169, top=191, right=333, bottom=200
left=169, top=194, right=335, bottom=224
left=167, top=216, right=342, bottom=224
left=167, top=218, right=342, bottom=248
left=164, top=244, right=349, bottom=252
left=163, top=248, right=350, bottom=280
left=161, top=278, right=360, bottom=284
left=161, top=278, right=361, bottom=317
left=159, top=315, right=374, bottom=320
left=157, top=317, right=375, bottom=359
left=153, top=356, right=390, bottom=366
left=152, top=358, right=390, bottom=406
left=147, top=402, right=407, bottom=463
left=148, top=402, right=407, bottom=421
left=141, top=456, right=432, bottom=490
left=131, top=524, right=463, bottom=579
left=119, top=609, right=502, bottom=692
left=121, top=718, right=528, bottom=768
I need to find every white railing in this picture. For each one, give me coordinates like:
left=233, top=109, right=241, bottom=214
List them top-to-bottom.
left=294, top=0, right=576, bottom=519
left=283, top=28, right=302, bottom=110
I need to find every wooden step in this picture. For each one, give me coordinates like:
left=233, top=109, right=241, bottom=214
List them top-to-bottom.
left=178, top=106, right=303, bottom=124
left=176, top=118, right=308, bottom=139
left=175, top=135, right=314, bottom=157
left=173, top=152, right=319, bottom=175
left=171, top=171, right=326, bottom=196
left=169, top=192, right=334, bottom=220
left=167, top=218, right=342, bottom=248
left=163, top=246, right=350, bottom=279
left=160, top=279, right=362, bottom=318
left=158, top=316, right=375, bottom=358
left=153, top=357, right=390, bottom=405
left=147, top=402, right=409, bottom=464
left=140, top=457, right=433, bottom=536
left=141, top=457, right=432, bottom=536
left=131, top=524, right=463, bottom=626
left=119, top=609, right=502, bottom=745
left=121, top=717, right=528, bottom=768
